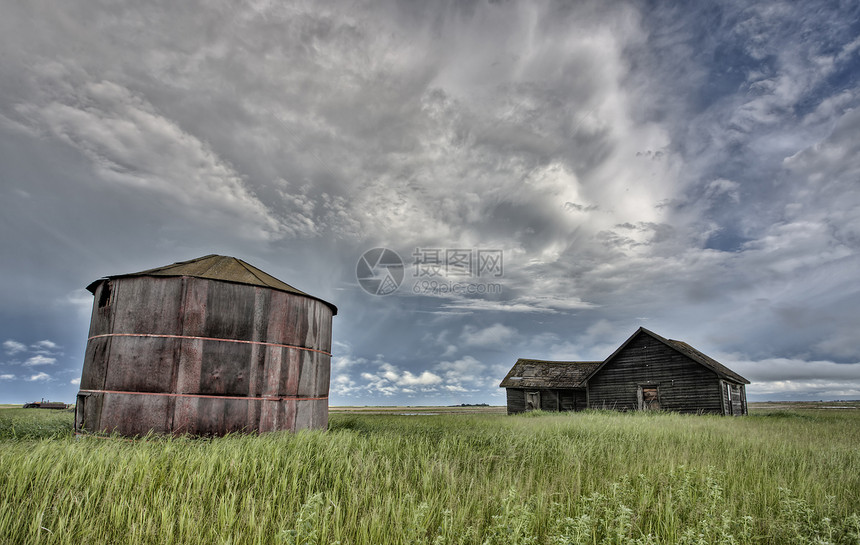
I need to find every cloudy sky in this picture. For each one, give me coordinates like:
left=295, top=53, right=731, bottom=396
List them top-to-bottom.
left=1, top=0, right=859, bottom=406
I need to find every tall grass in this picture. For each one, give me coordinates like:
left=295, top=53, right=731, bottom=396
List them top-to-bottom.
left=0, top=407, right=74, bottom=440
left=1, top=409, right=858, bottom=544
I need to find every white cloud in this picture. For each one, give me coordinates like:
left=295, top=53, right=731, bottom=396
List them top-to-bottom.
left=12, top=72, right=284, bottom=241
left=442, top=296, right=596, bottom=314
left=460, top=323, right=518, bottom=347
left=30, top=339, right=61, bottom=356
left=3, top=340, right=26, bottom=355
left=715, top=352, right=860, bottom=398
left=332, top=353, right=367, bottom=373
left=24, top=355, right=57, bottom=366
left=435, top=355, right=491, bottom=389
left=730, top=356, right=860, bottom=382
left=397, top=370, right=442, bottom=386
left=27, top=372, right=51, bottom=382
left=0, top=374, right=14, bottom=380
left=70, top=377, right=81, bottom=385
left=749, top=380, right=860, bottom=398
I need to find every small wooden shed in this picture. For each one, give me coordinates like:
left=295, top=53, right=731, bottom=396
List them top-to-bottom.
left=75, top=255, right=337, bottom=436
left=501, top=327, right=749, bottom=416
left=499, top=360, right=600, bottom=413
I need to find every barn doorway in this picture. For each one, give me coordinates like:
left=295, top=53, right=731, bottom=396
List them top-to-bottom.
left=640, top=387, right=660, bottom=411
left=526, top=391, right=540, bottom=411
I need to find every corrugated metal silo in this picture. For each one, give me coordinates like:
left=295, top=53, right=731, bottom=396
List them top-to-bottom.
left=75, top=255, right=337, bottom=436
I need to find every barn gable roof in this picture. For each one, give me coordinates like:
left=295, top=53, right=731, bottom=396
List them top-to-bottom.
left=86, top=254, right=338, bottom=314
left=585, top=327, right=749, bottom=384
left=499, top=359, right=601, bottom=388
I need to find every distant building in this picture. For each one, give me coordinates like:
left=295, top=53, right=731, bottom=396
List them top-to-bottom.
left=500, top=327, right=749, bottom=415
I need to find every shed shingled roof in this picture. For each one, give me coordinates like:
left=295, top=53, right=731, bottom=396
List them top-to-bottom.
left=86, top=254, right=337, bottom=315
left=501, top=327, right=749, bottom=390
left=584, top=327, right=748, bottom=384
left=664, top=339, right=748, bottom=384
left=499, top=359, right=601, bottom=388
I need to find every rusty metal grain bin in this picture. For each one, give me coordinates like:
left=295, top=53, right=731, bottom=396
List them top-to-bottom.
left=75, top=255, right=337, bottom=436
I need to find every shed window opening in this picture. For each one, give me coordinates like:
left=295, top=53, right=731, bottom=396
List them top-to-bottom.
left=640, top=386, right=660, bottom=411
left=525, top=391, right=540, bottom=411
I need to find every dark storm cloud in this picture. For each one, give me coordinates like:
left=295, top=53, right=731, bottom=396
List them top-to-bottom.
left=1, top=0, right=859, bottom=404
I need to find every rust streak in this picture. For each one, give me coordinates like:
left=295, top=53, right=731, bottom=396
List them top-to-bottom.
left=87, top=333, right=332, bottom=356
left=77, top=389, right=328, bottom=401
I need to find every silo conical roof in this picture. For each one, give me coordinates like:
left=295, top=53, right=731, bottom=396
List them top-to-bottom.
left=86, top=254, right=337, bottom=314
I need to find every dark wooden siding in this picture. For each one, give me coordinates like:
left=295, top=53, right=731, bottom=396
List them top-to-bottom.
left=587, top=332, right=724, bottom=414
left=505, top=388, right=586, bottom=414
left=506, top=388, right=526, bottom=414
left=559, top=389, right=587, bottom=411
left=539, top=390, right=558, bottom=411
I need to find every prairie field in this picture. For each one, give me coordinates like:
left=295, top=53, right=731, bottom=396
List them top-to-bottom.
left=1, top=405, right=859, bottom=544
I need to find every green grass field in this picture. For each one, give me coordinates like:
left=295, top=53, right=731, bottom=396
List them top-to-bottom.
left=1, top=406, right=858, bottom=544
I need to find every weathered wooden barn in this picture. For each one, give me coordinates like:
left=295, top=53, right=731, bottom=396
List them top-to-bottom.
left=75, top=255, right=337, bottom=436
left=500, top=327, right=749, bottom=416
left=498, top=359, right=601, bottom=413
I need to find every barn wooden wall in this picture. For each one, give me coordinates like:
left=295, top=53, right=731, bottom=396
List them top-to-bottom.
left=77, top=276, right=332, bottom=436
left=586, top=333, right=724, bottom=414
left=588, top=333, right=723, bottom=414
left=505, top=388, right=587, bottom=414
left=506, top=388, right=526, bottom=414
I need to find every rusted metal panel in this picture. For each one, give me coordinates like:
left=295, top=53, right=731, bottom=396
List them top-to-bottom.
left=75, top=257, right=335, bottom=437
left=111, top=277, right=184, bottom=335
left=180, top=277, right=209, bottom=337
left=87, top=281, right=115, bottom=337
left=204, top=281, right=259, bottom=341
left=246, top=287, right=267, bottom=400
left=80, top=336, right=110, bottom=390
left=103, top=336, right=179, bottom=393
left=175, top=338, right=203, bottom=394
left=199, top=340, right=252, bottom=396
left=283, top=348, right=301, bottom=396
left=317, top=349, right=331, bottom=398
left=297, top=350, right=319, bottom=398
left=76, top=392, right=103, bottom=431
left=97, top=392, right=171, bottom=437
left=172, top=395, right=198, bottom=434
left=191, top=397, right=253, bottom=435
left=258, top=397, right=277, bottom=432
left=282, top=398, right=297, bottom=433
left=294, top=398, right=313, bottom=430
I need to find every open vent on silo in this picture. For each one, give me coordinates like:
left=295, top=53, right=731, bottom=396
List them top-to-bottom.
left=97, top=281, right=112, bottom=308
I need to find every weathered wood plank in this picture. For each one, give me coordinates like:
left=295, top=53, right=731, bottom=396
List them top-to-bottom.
left=587, top=332, right=724, bottom=413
